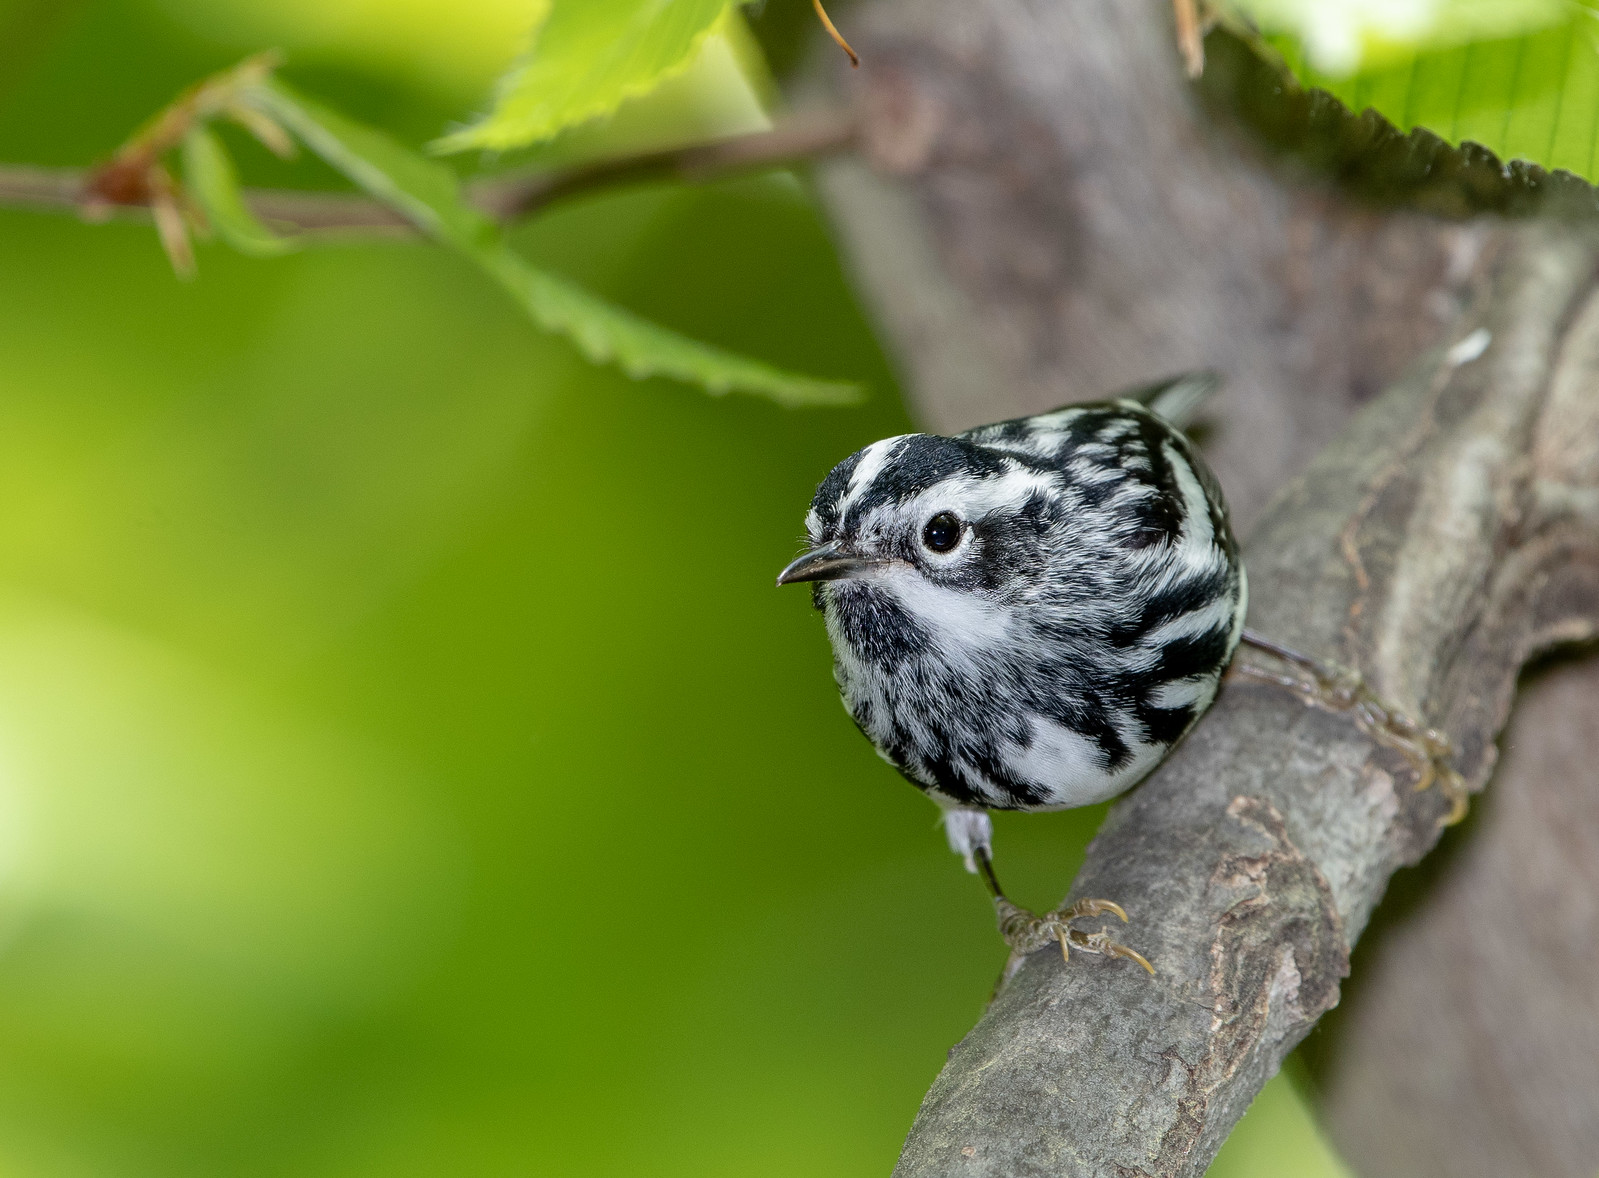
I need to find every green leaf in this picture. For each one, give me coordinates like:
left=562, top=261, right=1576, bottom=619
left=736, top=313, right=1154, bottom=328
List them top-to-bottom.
left=433, top=0, right=738, bottom=154
left=1229, top=0, right=1599, bottom=186
left=244, top=78, right=858, bottom=407
left=247, top=79, right=498, bottom=250
left=181, top=127, right=299, bottom=258
left=479, top=249, right=859, bottom=407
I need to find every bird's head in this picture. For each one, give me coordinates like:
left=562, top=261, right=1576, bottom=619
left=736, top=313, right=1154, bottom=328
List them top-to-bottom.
left=776, top=433, right=1063, bottom=622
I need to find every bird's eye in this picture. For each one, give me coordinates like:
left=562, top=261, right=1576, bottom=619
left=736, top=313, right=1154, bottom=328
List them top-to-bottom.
left=922, top=512, right=962, bottom=553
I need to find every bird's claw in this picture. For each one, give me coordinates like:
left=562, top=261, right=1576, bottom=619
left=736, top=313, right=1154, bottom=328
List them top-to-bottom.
left=995, top=897, right=1155, bottom=975
left=1073, top=928, right=1157, bottom=974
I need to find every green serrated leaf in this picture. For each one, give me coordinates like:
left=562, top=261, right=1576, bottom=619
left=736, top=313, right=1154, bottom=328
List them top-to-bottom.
left=434, top=0, right=738, bottom=154
left=1231, top=0, right=1599, bottom=186
left=243, top=77, right=858, bottom=407
left=248, top=79, right=497, bottom=250
left=181, top=127, right=299, bottom=258
left=479, top=248, right=859, bottom=407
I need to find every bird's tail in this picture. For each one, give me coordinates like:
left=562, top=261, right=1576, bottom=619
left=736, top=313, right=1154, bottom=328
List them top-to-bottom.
left=1120, top=371, right=1222, bottom=431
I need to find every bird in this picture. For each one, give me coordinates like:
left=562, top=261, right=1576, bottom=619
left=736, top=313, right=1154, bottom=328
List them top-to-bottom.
left=776, top=374, right=1246, bottom=972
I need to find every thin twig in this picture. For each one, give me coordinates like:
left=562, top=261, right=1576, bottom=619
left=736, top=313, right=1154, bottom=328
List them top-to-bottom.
left=813, top=0, right=861, bottom=68
left=470, top=110, right=858, bottom=221
left=0, top=111, right=859, bottom=237
left=0, top=164, right=89, bottom=210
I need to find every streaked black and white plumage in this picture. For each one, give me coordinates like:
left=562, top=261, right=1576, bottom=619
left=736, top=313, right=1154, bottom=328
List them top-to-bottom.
left=778, top=376, right=1246, bottom=885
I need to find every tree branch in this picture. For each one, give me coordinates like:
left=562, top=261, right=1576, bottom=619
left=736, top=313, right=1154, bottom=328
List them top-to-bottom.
left=784, top=1, right=1599, bottom=1172
left=0, top=111, right=857, bottom=236
left=891, top=222, right=1599, bottom=1177
left=1310, top=646, right=1599, bottom=1178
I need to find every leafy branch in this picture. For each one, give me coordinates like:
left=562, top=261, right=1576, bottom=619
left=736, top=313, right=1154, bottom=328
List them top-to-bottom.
left=80, top=51, right=292, bottom=276
left=30, top=52, right=861, bottom=408
left=0, top=114, right=854, bottom=231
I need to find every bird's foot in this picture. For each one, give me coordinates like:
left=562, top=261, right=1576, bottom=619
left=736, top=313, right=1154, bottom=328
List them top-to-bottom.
left=1235, top=630, right=1469, bottom=826
left=995, top=896, right=1155, bottom=975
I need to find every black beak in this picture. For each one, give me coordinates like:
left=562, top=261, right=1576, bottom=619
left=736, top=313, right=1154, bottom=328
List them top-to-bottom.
left=775, top=546, right=880, bottom=587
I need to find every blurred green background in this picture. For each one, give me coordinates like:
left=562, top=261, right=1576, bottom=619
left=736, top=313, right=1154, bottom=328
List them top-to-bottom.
left=0, top=2, right=1347, bottom=1173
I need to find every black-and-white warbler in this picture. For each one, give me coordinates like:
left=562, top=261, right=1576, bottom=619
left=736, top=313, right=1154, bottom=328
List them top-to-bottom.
left=777, top=374, right=1245, bottom=971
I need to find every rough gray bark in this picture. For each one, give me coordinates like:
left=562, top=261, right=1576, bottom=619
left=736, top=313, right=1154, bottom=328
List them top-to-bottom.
left=788, top=2, right=1599, bottom=1174
left=883, top=224, right=1599, bottom=1177
left=1310, top=649, right=1599, bottom=1178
